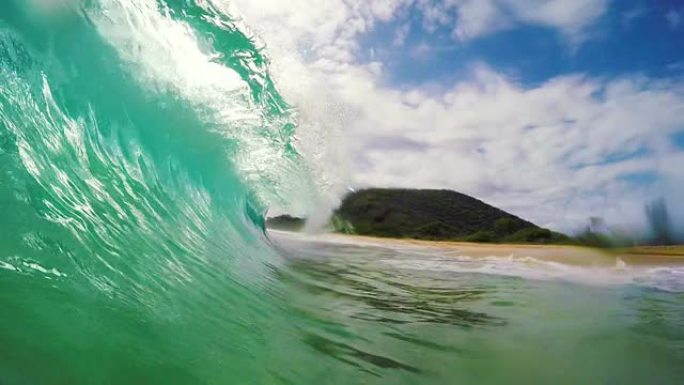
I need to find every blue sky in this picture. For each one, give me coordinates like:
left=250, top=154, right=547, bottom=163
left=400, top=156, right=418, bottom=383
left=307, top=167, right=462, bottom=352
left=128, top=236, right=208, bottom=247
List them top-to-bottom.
left=235, top=0, right=684, bottom=234
left=360, top=1, right=684, bottom=87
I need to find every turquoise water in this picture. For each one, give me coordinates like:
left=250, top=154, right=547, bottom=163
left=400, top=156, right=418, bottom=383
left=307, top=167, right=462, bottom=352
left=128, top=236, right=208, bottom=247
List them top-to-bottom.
left=1, top=1, right=683, bottom=384
left=270, top=233, right=684, bottom=385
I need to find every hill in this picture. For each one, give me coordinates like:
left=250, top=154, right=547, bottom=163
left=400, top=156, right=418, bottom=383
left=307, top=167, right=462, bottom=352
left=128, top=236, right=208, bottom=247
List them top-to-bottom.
left=332, top=188, right=570, bottom=244
left=266, top=215, right=306, bottom=231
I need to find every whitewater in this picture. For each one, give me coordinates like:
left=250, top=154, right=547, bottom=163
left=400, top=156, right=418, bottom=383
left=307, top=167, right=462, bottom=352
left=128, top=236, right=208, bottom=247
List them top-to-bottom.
left=1, top=1, right=683, bottom=384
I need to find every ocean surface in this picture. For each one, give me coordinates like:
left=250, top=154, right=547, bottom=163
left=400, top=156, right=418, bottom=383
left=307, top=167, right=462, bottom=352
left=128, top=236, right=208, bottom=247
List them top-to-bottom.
left=1, top=1, right=683, bottom=384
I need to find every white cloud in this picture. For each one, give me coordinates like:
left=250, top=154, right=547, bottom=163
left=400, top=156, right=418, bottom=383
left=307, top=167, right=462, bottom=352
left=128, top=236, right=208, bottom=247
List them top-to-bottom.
left=230, top=0, right=684, bottom=233
left=237, top=0, right=610, bottom=62
left=412, top=0, right=609, bottom=43
left=450, top=0, right=511, bottom=40
left=621, top=6, right=647, bottom=28
left=666, top=10, right=682, bottom=29
left=393, top=22, right=412, bottom=46
left=346, top=67, right=684, bottom=231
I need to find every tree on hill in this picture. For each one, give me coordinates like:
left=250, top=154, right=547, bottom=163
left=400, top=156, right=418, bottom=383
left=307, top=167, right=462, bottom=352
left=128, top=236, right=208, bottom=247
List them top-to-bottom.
left=332, top=188, right=567, bottom=243
left=645, top=198, right=675, bottom=245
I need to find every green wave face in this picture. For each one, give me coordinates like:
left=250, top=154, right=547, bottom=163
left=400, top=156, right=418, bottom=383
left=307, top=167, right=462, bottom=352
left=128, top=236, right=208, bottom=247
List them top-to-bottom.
left=0, top=1, right=308, bottom=383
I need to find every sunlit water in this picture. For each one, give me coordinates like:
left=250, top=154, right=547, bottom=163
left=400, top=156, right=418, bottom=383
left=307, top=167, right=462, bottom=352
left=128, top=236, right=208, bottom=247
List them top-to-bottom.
left=1, top=1, right=683, bottom=384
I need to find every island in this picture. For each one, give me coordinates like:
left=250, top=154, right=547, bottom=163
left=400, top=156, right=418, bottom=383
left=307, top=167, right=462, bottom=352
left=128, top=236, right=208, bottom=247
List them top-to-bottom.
left=268, top=188, right=571, bottom=244
left=266, top=215, right=306, bottom=231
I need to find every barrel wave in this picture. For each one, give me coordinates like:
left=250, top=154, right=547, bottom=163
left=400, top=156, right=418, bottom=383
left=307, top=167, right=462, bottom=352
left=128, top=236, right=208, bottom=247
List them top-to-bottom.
left=0, top=1, right=311, bottom=383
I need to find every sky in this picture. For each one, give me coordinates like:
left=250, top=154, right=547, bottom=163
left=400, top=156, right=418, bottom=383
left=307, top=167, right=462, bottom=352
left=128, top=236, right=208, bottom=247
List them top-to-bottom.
left=230, top=0, right=684, bottom=235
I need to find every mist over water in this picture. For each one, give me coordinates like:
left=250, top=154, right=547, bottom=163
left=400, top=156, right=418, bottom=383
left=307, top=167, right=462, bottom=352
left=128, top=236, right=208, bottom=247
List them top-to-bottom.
left=0, top=1, right=683, bottom=384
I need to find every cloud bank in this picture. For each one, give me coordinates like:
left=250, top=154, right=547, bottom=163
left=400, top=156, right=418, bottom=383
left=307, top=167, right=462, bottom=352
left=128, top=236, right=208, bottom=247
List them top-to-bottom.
left=231, top=0, right=684, bottom=234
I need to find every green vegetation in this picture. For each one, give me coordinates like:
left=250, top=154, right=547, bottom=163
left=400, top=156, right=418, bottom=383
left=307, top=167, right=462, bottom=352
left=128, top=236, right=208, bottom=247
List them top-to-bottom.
left=332, top=188, right=572, bottom=244
left=269, top=189, right=680, bottom=248
left=645, top=198, right=676, bottom=245
left=266, top=215, right=306, bottom=231
left=573, top=230, right=616, bottom=248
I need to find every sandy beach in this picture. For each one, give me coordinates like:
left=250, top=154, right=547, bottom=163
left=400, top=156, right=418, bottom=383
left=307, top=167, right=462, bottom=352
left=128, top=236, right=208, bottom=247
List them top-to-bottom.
left=271, top=231, right=684, bottom=267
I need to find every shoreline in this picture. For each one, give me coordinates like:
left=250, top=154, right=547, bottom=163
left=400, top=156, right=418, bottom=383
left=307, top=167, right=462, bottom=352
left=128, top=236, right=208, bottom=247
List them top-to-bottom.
left=268, top=230, right=684, bottom=267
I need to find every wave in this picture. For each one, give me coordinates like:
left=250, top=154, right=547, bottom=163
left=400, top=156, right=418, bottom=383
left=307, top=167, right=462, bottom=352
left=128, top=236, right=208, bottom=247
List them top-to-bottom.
left=0, top=0, right=313, bottom=282
left=0, top=1, right=318, bottom=382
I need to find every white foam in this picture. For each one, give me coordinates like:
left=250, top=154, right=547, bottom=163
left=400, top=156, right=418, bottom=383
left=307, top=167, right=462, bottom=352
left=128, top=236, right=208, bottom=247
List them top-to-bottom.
left=87, top=0, right=320, bottom=211
left=271, top=232, right=684, bottom=292
left=380, top=256, right=684, bottom=293
left=0, top=261, right=18, bottom=272
left=21, top=261, right=68, bottom=278
left=635, top=267, right=684, bottom=293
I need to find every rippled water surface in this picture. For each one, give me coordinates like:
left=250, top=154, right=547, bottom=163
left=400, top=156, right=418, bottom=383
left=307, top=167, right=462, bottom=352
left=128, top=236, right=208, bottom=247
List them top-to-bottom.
left=270, top=232, right=684, bottom=385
